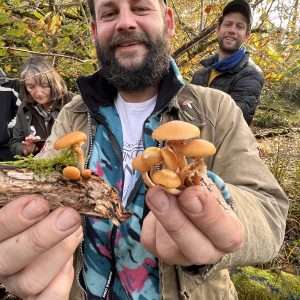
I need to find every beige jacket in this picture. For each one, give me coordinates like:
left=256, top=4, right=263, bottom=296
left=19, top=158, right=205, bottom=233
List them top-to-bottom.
left=44, top=84, right=289, bottom=300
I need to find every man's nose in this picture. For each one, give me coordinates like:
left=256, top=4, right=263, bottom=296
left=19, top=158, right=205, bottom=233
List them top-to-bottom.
left=115, top=9, right=137, bottom=32
left=228, top=25, right=237, bottom=34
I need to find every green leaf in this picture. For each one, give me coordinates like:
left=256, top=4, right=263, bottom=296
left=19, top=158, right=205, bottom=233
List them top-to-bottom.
left=0, top=11, right=11, bottom=25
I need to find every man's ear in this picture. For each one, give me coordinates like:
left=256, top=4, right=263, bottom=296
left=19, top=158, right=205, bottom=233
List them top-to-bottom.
left=165, top=7, right=175, bottom=38
left=91, top=21, right=97, bottom=43
left=216, top=23, right=221, bottom=35
left=245, top=30, right=251, bottom=42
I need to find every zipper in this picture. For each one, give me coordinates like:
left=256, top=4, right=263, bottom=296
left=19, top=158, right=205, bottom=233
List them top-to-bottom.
left=88, top=111, right=124, bottom=298
left=85, top=112, right=94, bottom=168
left=75, top=216, right=88, bottom=300
left=106, top=226, right=117, bottom=299
left=101, top=271, right=113, bottom=299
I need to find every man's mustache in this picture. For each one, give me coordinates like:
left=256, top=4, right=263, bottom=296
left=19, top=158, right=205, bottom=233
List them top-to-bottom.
left=109, top=32, right=151, bottom=49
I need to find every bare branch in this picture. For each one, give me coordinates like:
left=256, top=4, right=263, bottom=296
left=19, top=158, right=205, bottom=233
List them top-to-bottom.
left=170, top=0, right=195, bottom=39
left=199, top=0, right=204, bottom=32
left=172, top=23, right=217, bottom=59
left=0, top=47, right=91, bottom=63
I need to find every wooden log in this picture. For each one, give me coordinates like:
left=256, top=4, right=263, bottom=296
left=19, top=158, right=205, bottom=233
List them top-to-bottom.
left=0, top=166, right=130, bottom=226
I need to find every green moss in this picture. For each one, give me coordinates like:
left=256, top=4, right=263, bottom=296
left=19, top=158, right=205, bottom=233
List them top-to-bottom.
left=0, top=150, right=77, bottom=175
left=232, top=267, right=300, bottom=300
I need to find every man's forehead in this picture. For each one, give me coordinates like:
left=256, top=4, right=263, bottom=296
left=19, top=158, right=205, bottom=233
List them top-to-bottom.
left=95, top=0, right=164, bottom=7
left=223, top=12, right=248, bottom=23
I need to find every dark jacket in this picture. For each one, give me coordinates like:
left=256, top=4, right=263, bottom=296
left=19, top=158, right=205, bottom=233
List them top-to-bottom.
left=192, top=52, right=264, bottom=124
left=0, top=82, right=21, bottom=160
left=10, top=93, right=73, bottom=156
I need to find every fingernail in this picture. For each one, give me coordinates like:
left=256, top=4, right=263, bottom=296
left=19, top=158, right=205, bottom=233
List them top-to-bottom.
left=147, top=190, right=170, bottom=212
left=184, top=197, right=203, bottom=213
left=22, top=198, right=49, bottom=220
left=56, top=209, right=81, bottom=231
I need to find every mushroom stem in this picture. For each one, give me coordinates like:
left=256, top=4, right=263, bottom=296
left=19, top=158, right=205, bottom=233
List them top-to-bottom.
left=73, top=144, right=85, bottom=172
left=142, top=172, right=156, bottom=188
left=163, top=187, right=182, bottom=195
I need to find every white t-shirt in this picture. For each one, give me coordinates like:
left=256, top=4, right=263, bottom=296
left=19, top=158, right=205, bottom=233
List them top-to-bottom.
left=115, top=93, right=156, bottom=205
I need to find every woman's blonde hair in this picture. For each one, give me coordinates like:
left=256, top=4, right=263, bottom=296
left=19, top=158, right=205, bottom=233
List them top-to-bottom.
left=20, top=56, right=68, bottom=104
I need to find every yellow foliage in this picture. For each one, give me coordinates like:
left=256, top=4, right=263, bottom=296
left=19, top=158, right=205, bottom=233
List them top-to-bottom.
left=48, top=15, right=62, bottom=36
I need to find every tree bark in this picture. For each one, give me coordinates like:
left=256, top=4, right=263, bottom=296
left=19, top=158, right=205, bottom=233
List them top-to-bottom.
left=0, top=167, right=130, bottom=225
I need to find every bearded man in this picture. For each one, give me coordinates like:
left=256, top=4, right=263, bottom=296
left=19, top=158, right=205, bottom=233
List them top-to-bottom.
left=192, top=0, right=264, bottom=125
left=0, top=1, right=287, bottom=300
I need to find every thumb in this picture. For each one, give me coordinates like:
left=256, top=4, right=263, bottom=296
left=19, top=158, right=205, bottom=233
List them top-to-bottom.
left=178, top=183, right=244, bottom=253
left=34, top=257, right=74, bottom=300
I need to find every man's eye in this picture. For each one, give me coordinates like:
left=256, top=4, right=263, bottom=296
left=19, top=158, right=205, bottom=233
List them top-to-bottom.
left=133, top=6, right=148, bottom=14
left=101, top=11, right=117, bottom=21
left=237, top=24, right=246, bottom=30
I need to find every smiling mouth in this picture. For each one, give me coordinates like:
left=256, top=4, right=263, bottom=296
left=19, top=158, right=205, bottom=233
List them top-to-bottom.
left=224, top=37, right=236, bottom=42
left=116, top=41, right=142, bottom=48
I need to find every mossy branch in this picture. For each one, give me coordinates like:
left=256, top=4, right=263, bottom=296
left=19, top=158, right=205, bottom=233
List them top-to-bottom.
left=0, top=150, right=77, bottom=175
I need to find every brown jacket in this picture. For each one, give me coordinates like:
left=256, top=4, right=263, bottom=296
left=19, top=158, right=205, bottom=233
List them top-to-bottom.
left=44, top=84, right=289, bottom=300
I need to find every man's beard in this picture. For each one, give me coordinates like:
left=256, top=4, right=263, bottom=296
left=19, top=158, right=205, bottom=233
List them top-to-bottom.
left=96, top=31, right=170, bottom=92
left=218, top=37, right=242, bottom=55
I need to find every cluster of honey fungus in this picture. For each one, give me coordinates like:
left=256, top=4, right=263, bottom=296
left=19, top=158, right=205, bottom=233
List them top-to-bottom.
left=132, top=120, right=216, bottom=194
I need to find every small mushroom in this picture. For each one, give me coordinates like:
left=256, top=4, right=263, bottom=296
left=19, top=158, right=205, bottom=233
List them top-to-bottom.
left=152, top=120, right=200, bottom=141
left=134, top=121, right=216, bottom=195
left=54, top=131, right=87, bottom=172
left=179, top=139, right=216, bottom=157
left=160, top=146, right=178, bottom=171
left=142, top=147, right=162, bottom=166
left=132, top=154, right=151, bottom=173
left=132, top=154, right=156, bottom=188
left=63, top=166, right=81, bottom=181
left=82, top=169, right=92, bottom=179
left=151, top=169, right=181, bottom=189
left=142, top=172, right=156, bottom=188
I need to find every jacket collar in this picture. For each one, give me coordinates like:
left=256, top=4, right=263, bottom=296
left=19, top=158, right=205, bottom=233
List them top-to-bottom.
left=201, top=51, right=250, bottom=74
left=76, top=63, right=184, bottom=115
left=20, top=97, right=65, bottom=113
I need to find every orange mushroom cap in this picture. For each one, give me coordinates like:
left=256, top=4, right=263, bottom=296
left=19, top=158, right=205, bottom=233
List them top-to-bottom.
left=152, top=120, right=200, bottom=141
left=54, top=131, right=87, bottom=150
left=179, top=139, right=216, bottom=157
left=142, top=147, right=162, bottom=166
left=132, top=154, right=150, bottom=172
left=63, top=166, right=81, bottom=181
left=82, top=169, right=92, bottom=179
left=152, top=169, right=182, bottom=189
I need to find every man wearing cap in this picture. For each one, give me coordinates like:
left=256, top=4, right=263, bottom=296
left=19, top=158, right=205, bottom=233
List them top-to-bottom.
left=0, top=0, right=287, bottom=299
left=192, top=0, right=264, bottom=125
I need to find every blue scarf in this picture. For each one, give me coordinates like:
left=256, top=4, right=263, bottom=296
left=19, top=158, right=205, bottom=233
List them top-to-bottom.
left=212, top=48, right=246, bottom=72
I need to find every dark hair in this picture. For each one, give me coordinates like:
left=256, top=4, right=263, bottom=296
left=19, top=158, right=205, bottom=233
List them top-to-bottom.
left=87, top=0, right=167, bottom=20
left=87, top=0, right=95, bottom=20
left=20, top=56, right=68, bottom=104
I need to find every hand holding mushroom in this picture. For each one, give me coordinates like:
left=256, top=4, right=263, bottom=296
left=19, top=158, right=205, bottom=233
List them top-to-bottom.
left=138, top=121, right=245, bottom=267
